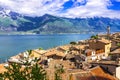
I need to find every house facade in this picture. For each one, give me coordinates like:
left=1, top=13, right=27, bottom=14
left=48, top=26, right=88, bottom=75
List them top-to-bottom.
left=89, top=38, right=111, bottom=57
left=85, top=49, right=105, bottom=62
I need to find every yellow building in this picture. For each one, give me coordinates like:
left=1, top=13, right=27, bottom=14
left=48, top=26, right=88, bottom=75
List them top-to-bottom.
left=89, top=38, right=111, bottom=57
left=29, top=49, right=46, bottom=58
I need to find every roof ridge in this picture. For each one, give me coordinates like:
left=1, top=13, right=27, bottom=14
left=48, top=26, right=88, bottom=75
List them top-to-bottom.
left=88, top=66, right=101, bottom=71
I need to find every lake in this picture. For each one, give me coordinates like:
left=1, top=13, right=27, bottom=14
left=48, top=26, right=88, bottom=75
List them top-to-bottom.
left=0, top=34, right=92, bottom=63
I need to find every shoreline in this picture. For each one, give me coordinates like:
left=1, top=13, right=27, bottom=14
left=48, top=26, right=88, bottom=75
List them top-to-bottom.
left=0, top=31, right=105, bottom=35
left=0, top=31, right=119, bottom=36
left=0, top=32, right=119, bottom=65
left=0, top=32, right=120, bottom=79
left=0, top=33, right=92, bottom=63
left=0, top=43, right=86, bottom=64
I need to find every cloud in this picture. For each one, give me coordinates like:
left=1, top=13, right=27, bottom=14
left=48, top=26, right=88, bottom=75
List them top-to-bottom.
left=0, top=0, right=120, bottom=18
left=0, top=0, right=68, bottom=16
left=59, top=0, right=120, bottom=18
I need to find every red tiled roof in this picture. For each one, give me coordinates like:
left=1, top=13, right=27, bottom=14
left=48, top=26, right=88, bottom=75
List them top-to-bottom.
left=98, top=39, right=111, bottom=44
left=111, top=48, right=120, bottom=54
left=44, top=49, right=65, bottom=57
left=70, top=66, right=117, bottom=80
left=90, top=66, right=117, bottom=80
left=74, top=72, right=96, bottom=80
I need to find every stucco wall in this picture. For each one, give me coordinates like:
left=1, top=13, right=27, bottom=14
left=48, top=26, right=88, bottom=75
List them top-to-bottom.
left=116, top=67, right=120, bottom=80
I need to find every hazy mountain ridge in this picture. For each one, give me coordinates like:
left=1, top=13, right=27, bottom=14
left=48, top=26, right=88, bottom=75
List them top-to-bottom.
left=0, top=9, right=120, bottom=33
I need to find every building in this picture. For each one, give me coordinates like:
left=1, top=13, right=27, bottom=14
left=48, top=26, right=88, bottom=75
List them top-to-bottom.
left=107, top=26, right=110, bottom=39
left=89, top=38, right=111, bottom=57
left=110, top=47, right=120, bottom=60
left=29, top=49, right=46, bottom=58
left=44, top=49, right=66, bottom=59
left=85, top=49, right=106, bottom=62
left=90, top=60, right=120, bottom=79
left=69, top=66, right=117, bottom=80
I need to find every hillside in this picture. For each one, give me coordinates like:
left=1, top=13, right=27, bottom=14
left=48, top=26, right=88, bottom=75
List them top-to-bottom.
left=0, top=9, right=120, bottom=34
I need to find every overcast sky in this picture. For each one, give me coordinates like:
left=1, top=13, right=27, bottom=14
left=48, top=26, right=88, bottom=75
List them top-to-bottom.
left=0, top=0, right=120, bottom=18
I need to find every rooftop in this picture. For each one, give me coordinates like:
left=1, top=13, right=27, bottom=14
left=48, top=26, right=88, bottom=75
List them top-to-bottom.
left=89, top=38, right=111, bottom=44
left=98, top=38, right=111, bottom=44
left=111, top=47, right=120, bottom=54
left=32, top=49, right=46, bottom=55
left=44, top=49, right=65, bottom=57
left=90, top=60, right=120, bottom=66
left=70, top=66, right=117, bottom=80
left=90, top=66, right=117, bottom=80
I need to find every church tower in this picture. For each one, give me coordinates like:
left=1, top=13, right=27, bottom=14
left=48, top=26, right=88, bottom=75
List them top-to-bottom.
left=107, top=26, right=110, bottom=39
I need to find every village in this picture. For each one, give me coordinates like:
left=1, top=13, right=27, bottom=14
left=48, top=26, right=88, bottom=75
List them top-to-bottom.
left=1, top=27, right=120, bottom=80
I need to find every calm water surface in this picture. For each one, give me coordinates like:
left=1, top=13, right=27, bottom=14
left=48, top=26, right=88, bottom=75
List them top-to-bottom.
left=0, top=34, right=92, bottom=62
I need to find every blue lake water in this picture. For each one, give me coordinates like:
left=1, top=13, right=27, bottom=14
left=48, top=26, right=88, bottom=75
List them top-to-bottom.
left=0, top=34, right=92, bottom=62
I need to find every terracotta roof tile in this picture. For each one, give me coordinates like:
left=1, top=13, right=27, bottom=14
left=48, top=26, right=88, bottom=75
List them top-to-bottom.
left=98, top=39, right=111, bottom=44
left=111, top=48, right=120, bottom=54
left=45, top=49, right=65, bottom=57
left=69, top=66, right=117, bottom=80
left=90, top=66, right=117, bottom=80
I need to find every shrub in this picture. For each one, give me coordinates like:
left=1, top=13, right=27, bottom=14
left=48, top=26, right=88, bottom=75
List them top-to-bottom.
left=91, top=35, right=98, bottom=39
left=70, top=41, right=77, bottom=45
left=117, top=43, right=120, bottom=47
left=39, top=47, right=43, bottom=50
left=0, top=59, right=47, bottom=80
left=54, top=65, right=65, bottom=80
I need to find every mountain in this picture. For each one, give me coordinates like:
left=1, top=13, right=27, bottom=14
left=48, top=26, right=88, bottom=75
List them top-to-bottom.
left=0, top=8, right=31, bottom=32
left=0, top=9, right=120, bottom=34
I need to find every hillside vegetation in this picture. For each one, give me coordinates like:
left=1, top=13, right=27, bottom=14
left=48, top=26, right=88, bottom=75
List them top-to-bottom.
left=0, top=13, right=120, bottom=34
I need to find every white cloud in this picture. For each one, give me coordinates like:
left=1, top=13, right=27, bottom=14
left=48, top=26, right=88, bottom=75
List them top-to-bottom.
left=0, top=0, right=120, bottom=18
left=0, top=0, right=68, bottom=16
left=59, top=0, right=120, bottom=18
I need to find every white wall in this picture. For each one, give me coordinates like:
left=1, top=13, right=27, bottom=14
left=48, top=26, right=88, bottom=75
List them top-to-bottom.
left=116, top=67, right=120, bottom=80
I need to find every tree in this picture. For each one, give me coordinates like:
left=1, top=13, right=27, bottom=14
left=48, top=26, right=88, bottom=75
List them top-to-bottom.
left=90, top=35, right=98, bottom=39
left=70, top=41, right=77, bottom=45
left=117, top=43, right=120, bottom=47
left=39, top=47, right=43, bottom=50
left=27, top=49, right=32, bottom=55
left=0, top=59, right=47, bottom=80
left=54, top=65, right=65, bottom=80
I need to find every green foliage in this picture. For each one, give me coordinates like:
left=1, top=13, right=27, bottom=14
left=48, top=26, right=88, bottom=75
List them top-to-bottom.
left=1, top=14, right=120, bottom=33
left=0, top=16, right=17, bottom=27
left=0, top=16, right=30, bottom=28
left=91, top=35, right=98, bottom=39
left=70, top=41, right=77, bottom=45
left=117, top=43, right=120, bottom=47
left=39, top=47, right=43, bottom=50
left=27, top=50, right=32, bottom=55
left=0, top=61, right=47, bottom=80
left=30, top=63, right=47, bottom=80
left=54, top=65, right=65, bottom=80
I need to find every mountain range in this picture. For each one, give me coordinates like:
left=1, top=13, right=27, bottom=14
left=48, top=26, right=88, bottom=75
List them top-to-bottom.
left=0, top=8, right=120, bottom=34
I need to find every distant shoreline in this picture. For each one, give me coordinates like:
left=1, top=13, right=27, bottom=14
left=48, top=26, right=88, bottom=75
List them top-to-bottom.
left=0, top=31, right=105, bottom=35
left=0, top=31, right=120, bottom=35
left=0, top=32, right=119, bottom=64
left=0, top=33, right=91, bottom=63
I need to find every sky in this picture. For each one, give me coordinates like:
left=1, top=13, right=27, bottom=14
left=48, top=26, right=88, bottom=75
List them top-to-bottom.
left=0, top=0, right=120, bottom=18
